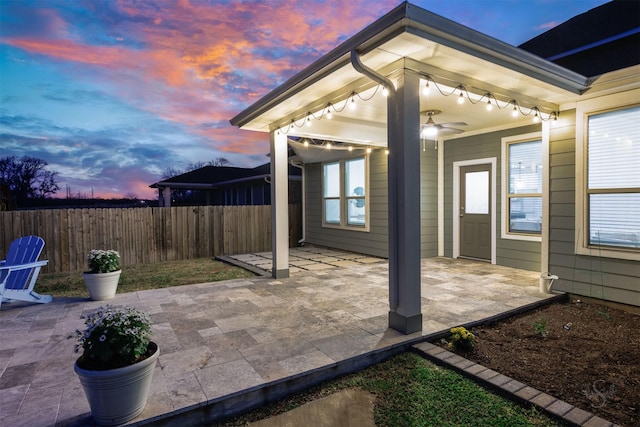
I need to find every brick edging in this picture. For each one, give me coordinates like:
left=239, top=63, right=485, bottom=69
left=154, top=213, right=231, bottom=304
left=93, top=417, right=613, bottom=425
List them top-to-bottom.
left=412, top=342, right=619, bottom=427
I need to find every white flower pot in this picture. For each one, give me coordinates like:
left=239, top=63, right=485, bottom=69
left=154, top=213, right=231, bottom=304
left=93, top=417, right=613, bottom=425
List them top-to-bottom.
left=82, top=270, right=121, bottom=301
left=74, top=342, right=159, bottom=426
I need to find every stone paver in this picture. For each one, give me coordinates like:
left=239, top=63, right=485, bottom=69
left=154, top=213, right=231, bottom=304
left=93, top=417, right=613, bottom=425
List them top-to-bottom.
left=0, top=255, right=560, bottom=426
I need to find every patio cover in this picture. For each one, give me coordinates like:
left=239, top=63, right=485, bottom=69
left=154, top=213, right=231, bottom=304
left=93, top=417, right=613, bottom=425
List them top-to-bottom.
left=230, top=2, right=589, bottom=334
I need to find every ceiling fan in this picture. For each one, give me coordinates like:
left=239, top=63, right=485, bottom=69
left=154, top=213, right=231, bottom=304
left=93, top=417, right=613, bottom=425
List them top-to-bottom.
left=420, top=109, right=467, bottom=137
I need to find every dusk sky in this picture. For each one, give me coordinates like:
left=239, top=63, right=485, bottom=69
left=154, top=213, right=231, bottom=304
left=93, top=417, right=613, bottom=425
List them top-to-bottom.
left=1, top=0, right=609, bottom=200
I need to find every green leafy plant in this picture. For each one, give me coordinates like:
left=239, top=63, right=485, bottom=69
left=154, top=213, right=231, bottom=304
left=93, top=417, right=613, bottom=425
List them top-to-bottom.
left=86, top=249, right=120, bottom=273
left=74, top=304, right=152, bottom=370
left=532, top=317, right=549, bottom=338
left=448, top=326, right=475, bottom=351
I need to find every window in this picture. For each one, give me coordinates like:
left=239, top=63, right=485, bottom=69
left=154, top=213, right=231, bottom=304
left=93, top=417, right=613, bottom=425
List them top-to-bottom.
left=586, top=105, right=640, bottom=250
left=502, top=134, right=542, bottom=239
left=322, top=156, right=368, bottom=229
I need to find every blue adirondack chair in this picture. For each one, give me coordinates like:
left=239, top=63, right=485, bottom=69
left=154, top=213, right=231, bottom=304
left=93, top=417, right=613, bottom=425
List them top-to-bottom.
left=0, top=235, right=52, bottom=308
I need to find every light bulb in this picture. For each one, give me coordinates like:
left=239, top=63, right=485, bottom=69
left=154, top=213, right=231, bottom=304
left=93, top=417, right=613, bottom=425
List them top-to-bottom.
left=422, top=81, right=430, bottom=95
left=382, top=85, right=389, bottom=97
left=457, top=91, right=464, bottom=104
left=349, top=95, right=356, bottom=111
left=486, top=99, right=493, bottom=111
left=512, top=103, right=518, bottom=117
left=326, top=110, right=333, bottom=120
left=533, top=110, right=540, bottom=123
left=306, top=114, right=312, bottom=127
left=421, top=126, right=437, bottom=137
left=303, top=140, right=309, bottom=147
left=326, top=143, right=332, bottom=150
left=348, top=146, right=353, bottom=152
left=366, top=147, right=372, bottom=154
left=385, top=149, right=390, bottom=155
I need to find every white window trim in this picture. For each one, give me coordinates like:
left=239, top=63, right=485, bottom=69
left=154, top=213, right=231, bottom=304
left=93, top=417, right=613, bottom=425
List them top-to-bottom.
left=575, top=88, right=640, bottom=261
left=501, top=132, right=543, bottom=242
left=321, top=155, right=370, bottom=232
left=453, top=157, right=497, bottom=264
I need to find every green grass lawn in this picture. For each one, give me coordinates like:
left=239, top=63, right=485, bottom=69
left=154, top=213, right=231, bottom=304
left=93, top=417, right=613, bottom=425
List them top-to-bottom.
left=37, top=257, right=255, bottom=297
left=219, top=352, right=564, bottom=427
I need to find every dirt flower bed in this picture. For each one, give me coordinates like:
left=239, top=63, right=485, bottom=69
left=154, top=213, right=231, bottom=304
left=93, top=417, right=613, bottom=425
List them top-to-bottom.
left=443, top=299, right=639, bottom=426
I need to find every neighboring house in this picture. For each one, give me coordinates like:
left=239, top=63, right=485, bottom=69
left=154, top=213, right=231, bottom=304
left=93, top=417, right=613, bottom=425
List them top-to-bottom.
left=231, top=1, right=639, bottom=333
left=149, top=162, right=301, bottom=207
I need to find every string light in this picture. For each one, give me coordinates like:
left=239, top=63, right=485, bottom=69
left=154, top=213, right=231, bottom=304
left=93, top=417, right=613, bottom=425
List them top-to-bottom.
left=275, top=75, right=558, bottom=136
left=423, top=80, right=430, bottom=95
left=326, top=103, right=333, bottom=120
left=326, top=142, right=332, bottom=150
left=348, top=146, right=353, bottom=152
left=366, top=147, right=372, bottom=154
left=385, top=149, right=390, bottom=155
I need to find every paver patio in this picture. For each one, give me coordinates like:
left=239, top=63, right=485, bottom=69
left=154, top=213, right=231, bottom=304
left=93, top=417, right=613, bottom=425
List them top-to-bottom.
left=0, top=256, right=552, bottom=426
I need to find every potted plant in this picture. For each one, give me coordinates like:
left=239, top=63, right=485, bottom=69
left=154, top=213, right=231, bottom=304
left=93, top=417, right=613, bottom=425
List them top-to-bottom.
left=82, top=249, right=121, bottom=300
left=73, top=304, right=159, bottom=426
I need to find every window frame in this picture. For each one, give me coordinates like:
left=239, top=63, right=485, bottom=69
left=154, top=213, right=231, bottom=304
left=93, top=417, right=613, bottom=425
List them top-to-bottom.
left=575, top=89, right=640, bottom=261
left=501, top=132, right=543, bottom=242
left=321, top=155, right=370, bottom=231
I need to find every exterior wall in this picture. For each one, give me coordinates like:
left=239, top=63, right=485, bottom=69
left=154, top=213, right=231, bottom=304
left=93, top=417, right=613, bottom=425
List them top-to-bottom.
left=548, top=109, right=640, bottom=306
left=443, top=125, right=542, bottom=271
left=420, top=140, right=439, bottom=258
left=303, top=146, right=440, bottom=259
left=304, top=150, right=389, bottom=257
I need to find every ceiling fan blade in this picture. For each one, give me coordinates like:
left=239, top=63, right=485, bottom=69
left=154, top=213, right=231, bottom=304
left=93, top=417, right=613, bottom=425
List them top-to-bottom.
left=439, top=122, right=468, bottom=127
left=439, top=127, right=464, bottom=134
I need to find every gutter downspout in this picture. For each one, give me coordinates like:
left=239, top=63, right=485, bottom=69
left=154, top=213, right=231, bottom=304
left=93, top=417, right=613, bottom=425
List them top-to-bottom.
left=350, top=49, right=400, bottom=312
left=350, top=50, right=395, bottom=92
left=289, top=160, right=306, bottom=245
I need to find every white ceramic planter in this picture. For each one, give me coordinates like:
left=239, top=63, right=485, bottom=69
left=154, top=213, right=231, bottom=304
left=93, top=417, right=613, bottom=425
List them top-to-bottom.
left=82, top=270, right=121, bottom=300
left=74, top=342, right=159, bottom=426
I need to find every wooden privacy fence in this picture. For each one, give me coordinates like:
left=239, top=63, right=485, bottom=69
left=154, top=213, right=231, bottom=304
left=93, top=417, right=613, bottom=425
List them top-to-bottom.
left=0, top=205, right=302, bottom=273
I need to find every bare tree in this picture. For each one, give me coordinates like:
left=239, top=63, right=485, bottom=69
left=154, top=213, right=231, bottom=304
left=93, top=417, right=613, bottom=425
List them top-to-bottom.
left=0, top=156, right=60, bottom=206
left=211, top=157, right=231, bottom=167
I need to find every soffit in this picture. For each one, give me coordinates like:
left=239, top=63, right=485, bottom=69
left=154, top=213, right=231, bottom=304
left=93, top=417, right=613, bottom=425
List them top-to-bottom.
left=235, top=9, right=588, bottom=148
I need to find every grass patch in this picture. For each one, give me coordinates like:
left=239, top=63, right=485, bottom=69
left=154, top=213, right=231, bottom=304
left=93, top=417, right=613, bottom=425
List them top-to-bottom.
left=37, top=258, right=256, bottom=297
left=217, top=352, right=564, bottom=426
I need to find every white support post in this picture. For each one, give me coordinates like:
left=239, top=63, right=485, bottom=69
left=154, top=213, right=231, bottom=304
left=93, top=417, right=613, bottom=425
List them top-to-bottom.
left=387, top=70, right=422, bottom=334
left=270, top=131, right=289, bottom=278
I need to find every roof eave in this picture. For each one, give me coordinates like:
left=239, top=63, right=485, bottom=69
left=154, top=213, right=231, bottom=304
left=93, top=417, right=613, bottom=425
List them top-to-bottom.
left=230, top=2, right=589, bottom=130
left=230, top=2, right=410, bottom=128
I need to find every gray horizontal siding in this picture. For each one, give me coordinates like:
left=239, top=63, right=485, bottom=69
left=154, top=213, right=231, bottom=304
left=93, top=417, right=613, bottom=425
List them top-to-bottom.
left=547, top=109, right=640, bottom=306
left=444, top=125, right=541, bottom=271
left=421, top=140, right=438, bottom=258
left=303, top=143, right=440, bottom=259
left=304, top=151, right=389, bottom=258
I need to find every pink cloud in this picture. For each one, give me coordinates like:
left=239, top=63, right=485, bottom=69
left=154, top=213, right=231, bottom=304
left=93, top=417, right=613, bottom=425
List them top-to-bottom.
left=4, top=1, right=398, bottom=163
left=536, top=21, right=561, bottom=31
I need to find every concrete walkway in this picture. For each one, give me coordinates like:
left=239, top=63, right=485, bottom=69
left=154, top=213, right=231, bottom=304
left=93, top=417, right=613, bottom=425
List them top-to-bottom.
left=1, top=256, right=553, bottom=426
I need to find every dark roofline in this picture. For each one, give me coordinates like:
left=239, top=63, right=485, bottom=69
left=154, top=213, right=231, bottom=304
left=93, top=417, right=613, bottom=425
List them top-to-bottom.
left=149, top=162, right=300, bottom=189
